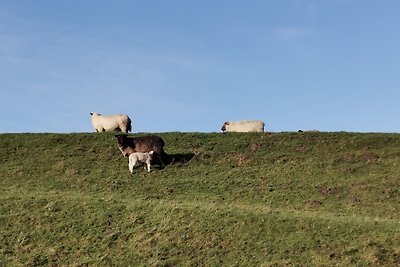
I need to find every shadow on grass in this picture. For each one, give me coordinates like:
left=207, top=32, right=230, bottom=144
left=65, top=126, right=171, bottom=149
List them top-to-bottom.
left=146, top=153, right=195, bottom=169
left=166, top=153, right=195, bottom=165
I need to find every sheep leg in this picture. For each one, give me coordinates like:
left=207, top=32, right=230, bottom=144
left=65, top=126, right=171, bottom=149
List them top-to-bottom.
left=120, top=125, right=127, bottom=133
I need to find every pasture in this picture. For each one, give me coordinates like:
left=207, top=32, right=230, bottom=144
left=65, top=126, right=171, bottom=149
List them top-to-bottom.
left=0, top=132, right=399, bottom=266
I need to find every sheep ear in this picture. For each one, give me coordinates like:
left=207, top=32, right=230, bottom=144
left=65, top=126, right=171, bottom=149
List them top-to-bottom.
left=90, top=112, right=93, bottom=116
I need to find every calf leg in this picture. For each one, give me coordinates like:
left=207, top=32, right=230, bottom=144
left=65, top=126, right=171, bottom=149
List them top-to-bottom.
left=129, top=157, right=137, bottom=173
left=146, top=160, right=151, bottom=172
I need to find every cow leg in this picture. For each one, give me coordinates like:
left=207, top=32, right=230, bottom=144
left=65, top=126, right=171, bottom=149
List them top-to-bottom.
left=154, top=153, right=164, bottom=169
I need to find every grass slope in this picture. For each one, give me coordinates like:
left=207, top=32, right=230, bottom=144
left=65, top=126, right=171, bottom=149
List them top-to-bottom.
left=0, top=132, right=399, bottom=266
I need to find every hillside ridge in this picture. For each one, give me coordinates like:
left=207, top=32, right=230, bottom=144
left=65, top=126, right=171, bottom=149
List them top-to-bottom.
left=1, top=132, right=399, bottom=266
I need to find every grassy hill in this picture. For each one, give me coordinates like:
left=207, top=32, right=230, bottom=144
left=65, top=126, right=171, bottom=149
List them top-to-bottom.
left=1, top=132, right=399, bottom=266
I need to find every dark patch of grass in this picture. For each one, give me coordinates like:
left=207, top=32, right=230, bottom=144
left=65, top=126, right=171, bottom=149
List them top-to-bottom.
left=1, top=132, right=399, bottom=266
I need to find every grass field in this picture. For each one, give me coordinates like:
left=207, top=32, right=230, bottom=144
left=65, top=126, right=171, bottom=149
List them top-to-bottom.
left=1, top=132, right=399, bottom=266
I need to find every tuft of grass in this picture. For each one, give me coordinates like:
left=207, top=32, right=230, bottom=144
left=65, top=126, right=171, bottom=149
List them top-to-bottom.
left=0, top=132, right=399, bottom=266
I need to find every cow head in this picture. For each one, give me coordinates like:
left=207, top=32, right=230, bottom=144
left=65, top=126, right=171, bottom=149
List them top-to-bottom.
left=115, top=134, right=131, bottom=156
left=115, top=134, right=128, bottom=147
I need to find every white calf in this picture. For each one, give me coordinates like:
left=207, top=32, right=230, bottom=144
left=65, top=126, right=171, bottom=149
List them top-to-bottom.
left=128, top=151, right=154, bottom=173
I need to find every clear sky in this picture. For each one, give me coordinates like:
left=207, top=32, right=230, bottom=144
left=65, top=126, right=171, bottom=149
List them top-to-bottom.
left=1, top=1, right=399, bottom=133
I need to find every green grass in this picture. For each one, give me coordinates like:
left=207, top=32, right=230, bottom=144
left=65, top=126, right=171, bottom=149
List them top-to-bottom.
left=1, top=132, right=399, bottom=266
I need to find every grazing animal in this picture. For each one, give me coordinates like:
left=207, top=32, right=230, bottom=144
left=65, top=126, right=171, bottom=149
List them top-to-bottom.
left=90, top=112, right=132, bottom=133
left=221, top=120, right=265, bottom=133
left=298, top=130, right=320, bottom=133
left=115, top=134, right=167, bottom=167
left=129, top=151, right=154, bottom=173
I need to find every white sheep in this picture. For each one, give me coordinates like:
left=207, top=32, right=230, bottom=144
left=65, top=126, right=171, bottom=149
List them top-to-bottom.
left=90, top=112, right=132, bottom=133
left=221, top=120, right=265, bottom=133
left=129, top=151, right=154, bottom=173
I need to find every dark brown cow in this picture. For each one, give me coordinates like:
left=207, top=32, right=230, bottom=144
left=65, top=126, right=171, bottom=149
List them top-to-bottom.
left=115, top=135, right=168, bottom=168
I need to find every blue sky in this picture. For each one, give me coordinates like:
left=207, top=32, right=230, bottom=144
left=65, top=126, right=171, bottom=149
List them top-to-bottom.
left=1, top=1, right=399, bottom=133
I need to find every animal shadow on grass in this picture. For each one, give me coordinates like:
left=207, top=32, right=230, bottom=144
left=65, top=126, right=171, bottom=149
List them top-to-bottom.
left=130, top=153, right=195, bottom=174
left=143, top=153, right=195, bottom=170
left=163, top=153, right=195, bottom=166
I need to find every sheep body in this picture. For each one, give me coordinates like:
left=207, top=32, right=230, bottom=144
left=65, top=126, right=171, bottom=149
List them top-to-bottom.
left=90, top=112, right=132, bottom=133
left=221, top=120, right=265, bottom=132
